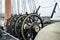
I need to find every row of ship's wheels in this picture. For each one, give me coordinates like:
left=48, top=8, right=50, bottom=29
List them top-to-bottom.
left=6, top=14, right=43, bottom=40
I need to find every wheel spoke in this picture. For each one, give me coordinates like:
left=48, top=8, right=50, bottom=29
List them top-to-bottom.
left=25, top=21, right=31, bottom=26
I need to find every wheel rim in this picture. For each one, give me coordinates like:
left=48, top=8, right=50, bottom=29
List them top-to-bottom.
left=21, top=14, right=43, bottom=40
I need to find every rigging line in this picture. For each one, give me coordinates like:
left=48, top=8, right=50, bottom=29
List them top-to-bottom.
left=12, top=0, right=17, bottom=14
left=17, top=0, right=19, bottom=14
left=33, top=0, right=36, bottom=10
left=33, top=0, right=37, bottom=12
left=36, top=0, right=55, bottom=8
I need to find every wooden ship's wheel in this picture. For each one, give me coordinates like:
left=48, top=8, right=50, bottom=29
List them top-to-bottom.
left=6, top=14, right=21, bottom=36
left=15, top=14, right=27, bottom=39
left=21, top=14, right=43, bottom=40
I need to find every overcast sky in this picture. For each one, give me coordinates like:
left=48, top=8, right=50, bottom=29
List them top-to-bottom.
left=1, top=0, right=60, bottom=20
left=11, top=0, right=60, bottom=18
left=35, top=0, right=60, bottom=18
left=36, top=0, right=60, bottom=20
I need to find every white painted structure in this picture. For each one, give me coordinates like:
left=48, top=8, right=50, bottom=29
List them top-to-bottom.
left=34, top=22, right=60, bottom=40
